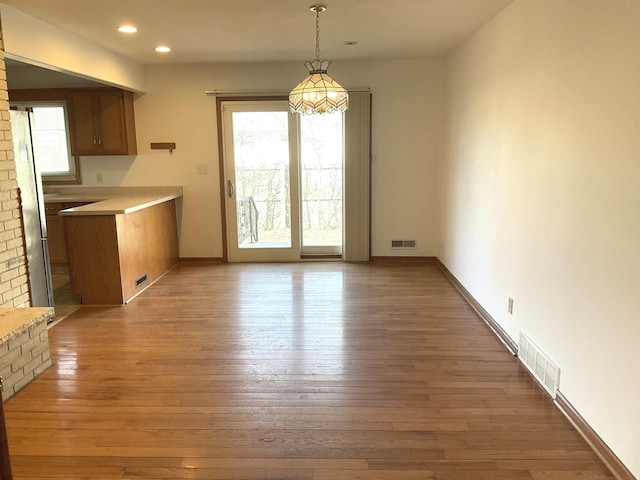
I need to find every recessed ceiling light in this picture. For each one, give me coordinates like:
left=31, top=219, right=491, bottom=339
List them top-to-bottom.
left=117, top=25, right=137, bottom=33
left=155, top=46, right=171, bottom=53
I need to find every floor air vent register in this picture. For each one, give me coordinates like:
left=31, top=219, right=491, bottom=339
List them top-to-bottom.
left=518, top=332, right=561, bottom=398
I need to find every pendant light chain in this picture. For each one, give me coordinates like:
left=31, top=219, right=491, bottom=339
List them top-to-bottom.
left=315, top=8, right=322, bottom=61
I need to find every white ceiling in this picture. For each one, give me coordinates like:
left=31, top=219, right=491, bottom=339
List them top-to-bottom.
left=1, top=0, right=515, bottom=65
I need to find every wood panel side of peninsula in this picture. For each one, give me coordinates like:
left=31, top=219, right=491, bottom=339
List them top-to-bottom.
left=64, top=200, right=179, bottom=305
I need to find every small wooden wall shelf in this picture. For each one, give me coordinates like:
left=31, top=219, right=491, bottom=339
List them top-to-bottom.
left=150, top=142, right=176, bottom=153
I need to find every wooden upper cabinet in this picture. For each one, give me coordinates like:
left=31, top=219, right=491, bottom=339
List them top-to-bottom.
left=66, top=88, right=137, bottom=156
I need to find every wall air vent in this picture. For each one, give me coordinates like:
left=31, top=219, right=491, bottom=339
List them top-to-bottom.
left=391, top=240, right=416, bottom=249
left=135, top=274, right=148, bottom=288
left=518, top=332, right=561, bottom=398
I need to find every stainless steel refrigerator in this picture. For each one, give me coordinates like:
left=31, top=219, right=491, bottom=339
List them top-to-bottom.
left=10, top=107, right=54, bottom=308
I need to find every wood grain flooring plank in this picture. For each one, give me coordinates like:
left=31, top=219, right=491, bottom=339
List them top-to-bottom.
left=2, top=261, right=616, bottom=479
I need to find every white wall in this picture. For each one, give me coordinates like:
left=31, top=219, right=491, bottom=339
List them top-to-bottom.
left=440, top=0, right=640, bottom=476
left=79, top=59, right=444, bottom=258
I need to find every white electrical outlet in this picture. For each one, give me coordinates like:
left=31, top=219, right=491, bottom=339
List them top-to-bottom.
left=96, top=172, right=103, bottom=184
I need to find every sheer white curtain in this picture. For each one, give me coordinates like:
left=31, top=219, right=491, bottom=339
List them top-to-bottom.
left=343, top=91, right=372, bottom=262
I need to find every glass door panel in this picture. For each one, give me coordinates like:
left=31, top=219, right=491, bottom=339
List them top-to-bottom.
left=223, top=101, right=300, bottom=262
left=233, top=111, right=291, bottom=249
left=300, top=113, right=344, bottom=255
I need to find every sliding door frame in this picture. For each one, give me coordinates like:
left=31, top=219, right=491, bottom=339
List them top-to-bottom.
left=216, top=92, right=371, bottom=263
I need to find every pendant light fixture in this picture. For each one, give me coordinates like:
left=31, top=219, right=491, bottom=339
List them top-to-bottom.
left=289, top=4, right=349, bottom=115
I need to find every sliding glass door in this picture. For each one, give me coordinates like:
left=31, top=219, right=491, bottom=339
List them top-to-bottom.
left=222, top=100, right=343, bottom=262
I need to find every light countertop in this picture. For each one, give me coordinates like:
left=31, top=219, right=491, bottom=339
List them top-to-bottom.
left=44, top=186, right=183, bottom=216
left=44, top=193, right=109, bottom=203
left=0, top=308, right=54, bottom=342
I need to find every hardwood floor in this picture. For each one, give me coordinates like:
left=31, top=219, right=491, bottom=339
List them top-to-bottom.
left=4, top=260, right=614, bottom=479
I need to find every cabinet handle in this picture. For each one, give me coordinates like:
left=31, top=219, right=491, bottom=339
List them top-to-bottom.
left=93, top=138, right=97, bottom=148
left=98, top=138, right=103, bottom=149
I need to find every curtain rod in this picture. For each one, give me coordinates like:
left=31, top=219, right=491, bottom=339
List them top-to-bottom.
left=205, top=88, right=371, bottom=97
left=205, top=90, right=285, bottom=97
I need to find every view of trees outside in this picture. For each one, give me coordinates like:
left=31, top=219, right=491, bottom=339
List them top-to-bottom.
left=232, top=110, right=343, bottom=249
left=233, top=111, right=292, bottom=247
left=300, top=113, right=343, bottom=246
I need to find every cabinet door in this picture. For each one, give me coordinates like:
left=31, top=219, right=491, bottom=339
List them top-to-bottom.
left=66, top=89, right=137, bottom=156
left=95, top=91, right=129, bottom=154
left=67, top=92, right=98, bottom=156
left=46, top=202, right=92, bottom=264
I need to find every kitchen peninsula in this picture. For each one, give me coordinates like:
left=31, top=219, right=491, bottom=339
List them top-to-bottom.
left=45, top=187, right=182, bottom=305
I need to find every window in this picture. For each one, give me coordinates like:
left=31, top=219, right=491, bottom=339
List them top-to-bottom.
left=12, top=102, right=80, bottom=184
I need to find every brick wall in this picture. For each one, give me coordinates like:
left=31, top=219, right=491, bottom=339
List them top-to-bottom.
left=0, top=15, right=52, bottom=402
left=0, top=20, right=32, bottom=308
left=0, top=311, right=52, bottom=400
